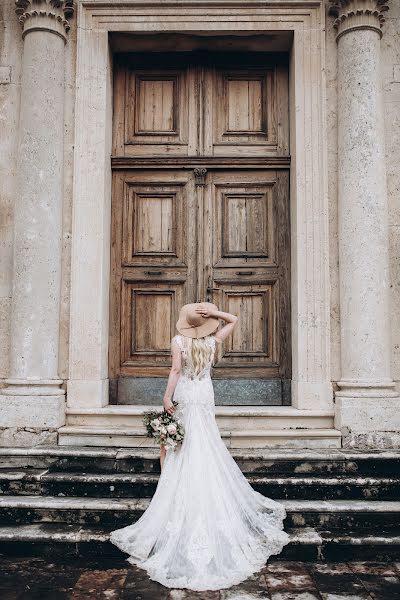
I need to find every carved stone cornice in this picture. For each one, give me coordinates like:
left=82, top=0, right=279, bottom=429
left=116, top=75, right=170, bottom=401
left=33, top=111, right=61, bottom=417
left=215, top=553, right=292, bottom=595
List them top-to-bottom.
left=15, top=0, right=74, bottom=41
left=329, top=0, right=389, bottom=40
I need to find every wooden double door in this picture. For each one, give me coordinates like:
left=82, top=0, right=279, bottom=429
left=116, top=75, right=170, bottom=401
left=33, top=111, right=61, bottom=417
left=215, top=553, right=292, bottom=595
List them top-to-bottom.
left=110, top=53, right=291, bottom=404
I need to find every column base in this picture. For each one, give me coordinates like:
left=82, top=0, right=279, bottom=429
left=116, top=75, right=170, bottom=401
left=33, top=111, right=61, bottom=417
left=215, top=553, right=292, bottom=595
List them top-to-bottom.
left=334, top=394, right=400, bottom=449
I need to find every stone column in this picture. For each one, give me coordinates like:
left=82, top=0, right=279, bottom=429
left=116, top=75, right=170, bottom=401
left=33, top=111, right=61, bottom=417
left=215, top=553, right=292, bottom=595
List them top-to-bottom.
left=330, top=0, right=400, bottom=447
left=0, top=1, right=74, bottom=445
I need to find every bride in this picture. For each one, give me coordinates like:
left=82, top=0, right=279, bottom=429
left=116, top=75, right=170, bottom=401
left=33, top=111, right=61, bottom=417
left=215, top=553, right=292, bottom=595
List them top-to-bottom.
left=110, top=302, right=289, bottom=591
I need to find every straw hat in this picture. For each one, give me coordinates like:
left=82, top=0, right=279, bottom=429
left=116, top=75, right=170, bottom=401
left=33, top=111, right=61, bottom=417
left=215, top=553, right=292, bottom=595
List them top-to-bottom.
left=176, top=302, right=219, bottom=338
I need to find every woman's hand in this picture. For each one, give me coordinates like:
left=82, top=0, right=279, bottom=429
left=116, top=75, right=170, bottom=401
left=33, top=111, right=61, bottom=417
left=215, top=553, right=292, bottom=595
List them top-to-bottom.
left=195, top=303, right=216, bottom=318
left=163, top=398, right=175, bottom=415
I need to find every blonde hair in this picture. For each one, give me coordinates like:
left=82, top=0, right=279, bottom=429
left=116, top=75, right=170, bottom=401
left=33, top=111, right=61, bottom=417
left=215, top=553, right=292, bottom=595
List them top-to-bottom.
left=185, top=336, right=214, bottom=376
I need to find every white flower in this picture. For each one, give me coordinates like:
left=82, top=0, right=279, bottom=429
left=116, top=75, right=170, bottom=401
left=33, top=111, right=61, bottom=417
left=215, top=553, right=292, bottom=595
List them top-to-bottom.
left=151, top=418, right=161, bottom=429
left=167, top=423, right=177, bottom=435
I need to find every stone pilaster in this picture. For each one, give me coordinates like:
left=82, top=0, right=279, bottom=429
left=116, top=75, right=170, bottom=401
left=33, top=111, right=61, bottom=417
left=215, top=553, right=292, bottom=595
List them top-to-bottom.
left=330, top=0, right=400, bottom=447
left=0, top=1, right=74, bottom=445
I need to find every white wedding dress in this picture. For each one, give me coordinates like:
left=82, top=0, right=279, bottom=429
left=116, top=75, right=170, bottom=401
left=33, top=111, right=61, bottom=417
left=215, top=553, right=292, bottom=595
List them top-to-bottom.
left=110, top=334, right=289, bottom=591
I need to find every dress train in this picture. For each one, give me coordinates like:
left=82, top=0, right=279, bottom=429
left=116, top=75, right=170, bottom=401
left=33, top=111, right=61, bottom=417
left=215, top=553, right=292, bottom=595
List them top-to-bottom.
left=110, top=334, right=289, bottom=591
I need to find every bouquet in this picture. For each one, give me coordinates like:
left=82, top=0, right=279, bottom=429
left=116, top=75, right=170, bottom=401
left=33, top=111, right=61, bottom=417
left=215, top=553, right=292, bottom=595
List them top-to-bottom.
left=143, top=400, right=185, bottom=450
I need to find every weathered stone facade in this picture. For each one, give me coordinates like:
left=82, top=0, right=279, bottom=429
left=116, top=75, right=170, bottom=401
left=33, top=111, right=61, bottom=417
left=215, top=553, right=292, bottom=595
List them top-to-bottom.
left=0, top=0, right=399, bottom=448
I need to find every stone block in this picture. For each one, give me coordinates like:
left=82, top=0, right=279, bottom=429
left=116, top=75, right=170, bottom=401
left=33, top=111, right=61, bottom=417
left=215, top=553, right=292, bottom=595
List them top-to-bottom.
left=0, top=396, right=66, bottom=428
left=335, top=397, right=400, bottom=448
left=0, top=428, right=58, bottom=447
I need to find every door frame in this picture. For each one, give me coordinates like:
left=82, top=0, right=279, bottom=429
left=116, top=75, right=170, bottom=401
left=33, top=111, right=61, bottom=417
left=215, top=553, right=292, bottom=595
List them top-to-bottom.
left=67, top=0, right=333, bottom=411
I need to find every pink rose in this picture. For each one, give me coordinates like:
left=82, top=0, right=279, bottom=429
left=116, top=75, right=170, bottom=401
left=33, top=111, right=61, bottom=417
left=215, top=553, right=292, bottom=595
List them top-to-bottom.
left=167, top=423, right=177, bottom=435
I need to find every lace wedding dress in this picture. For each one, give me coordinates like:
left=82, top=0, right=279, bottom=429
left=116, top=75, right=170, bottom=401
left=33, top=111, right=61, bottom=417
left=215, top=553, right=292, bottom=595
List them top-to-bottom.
left=110, top=334, right=289, bottom=591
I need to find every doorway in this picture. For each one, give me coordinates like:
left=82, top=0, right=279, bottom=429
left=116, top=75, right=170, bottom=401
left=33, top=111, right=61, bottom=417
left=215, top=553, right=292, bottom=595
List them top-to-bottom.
left=109, top=52, right=291, bottom=405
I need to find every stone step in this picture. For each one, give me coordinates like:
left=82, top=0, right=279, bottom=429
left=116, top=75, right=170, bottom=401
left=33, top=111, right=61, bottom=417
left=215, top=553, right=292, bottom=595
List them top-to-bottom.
left=66, top=406, right=335, bottom=430
left=58, top=426, right=342, bottom=449
left=1, top=447, right=399, bottom=476
left=1, top=470, right=398, bottom=500
left=0, top=495, right=398, bottom=531
left=0, top=523, right=399, bottom=561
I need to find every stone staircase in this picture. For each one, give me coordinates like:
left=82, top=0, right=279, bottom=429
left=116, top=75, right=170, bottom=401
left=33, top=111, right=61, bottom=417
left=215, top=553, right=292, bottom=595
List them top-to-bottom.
left=59, top=406, right=342, bottom=448
left=0, top=447, right=399, bottom=562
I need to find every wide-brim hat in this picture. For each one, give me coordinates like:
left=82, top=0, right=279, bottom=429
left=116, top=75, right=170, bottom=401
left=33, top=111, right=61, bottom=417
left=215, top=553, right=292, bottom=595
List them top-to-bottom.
left=176, top=302, right=219, bottom=339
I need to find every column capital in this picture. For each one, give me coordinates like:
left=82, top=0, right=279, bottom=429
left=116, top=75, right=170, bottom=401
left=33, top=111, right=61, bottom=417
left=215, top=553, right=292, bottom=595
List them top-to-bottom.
left=15, top=0, right=74, bottom=41
left=329, top=0, right=389, bottom=40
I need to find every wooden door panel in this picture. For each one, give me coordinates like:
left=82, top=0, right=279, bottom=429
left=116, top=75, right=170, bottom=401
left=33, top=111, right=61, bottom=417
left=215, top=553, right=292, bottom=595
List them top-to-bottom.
left=113, top=62, right=197, bottom=157
left=204, top=63, right=288, bottom=156
left=126, top=70, right=187, bottom=147
left=216, top=70, right=274, bottom=144
left=109, top=170, right=196, bottom=377
left=205, top=170, right=290, bottom=379
left=211, top=173, right=277, bottom=268
left=123, top=181, right=187, bottom=266
left=121, top=282, right=186, bottom=373
left=208, top=285, right=278, bottom=377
